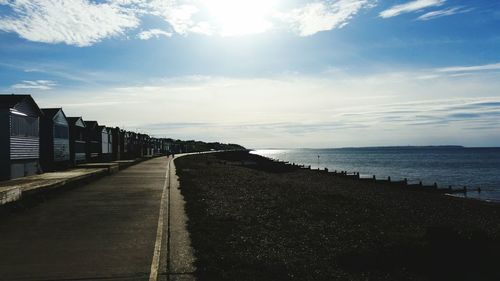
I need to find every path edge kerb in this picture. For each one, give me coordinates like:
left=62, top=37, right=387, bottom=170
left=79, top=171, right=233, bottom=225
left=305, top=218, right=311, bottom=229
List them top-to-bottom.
left=151, top=150, right=228, bottom=281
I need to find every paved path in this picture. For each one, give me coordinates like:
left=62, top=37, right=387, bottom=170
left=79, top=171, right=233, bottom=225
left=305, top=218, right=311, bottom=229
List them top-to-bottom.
left=0, top=156, right=196, bottom=281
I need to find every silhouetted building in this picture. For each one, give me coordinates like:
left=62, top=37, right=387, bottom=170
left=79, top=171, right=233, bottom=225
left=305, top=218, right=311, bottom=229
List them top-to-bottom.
left=0, top=95, right=43, bottom=180
left=40, top=108, right=71, bottom=171
left=67, top=117, right=87, bottom=165
left=84, top=121, right=101, bottom=162
left=100, top=126, right=112, bottom=161
left=110, top=127, right=121, bottom=161
left=121, top=130, right=131, bottom=159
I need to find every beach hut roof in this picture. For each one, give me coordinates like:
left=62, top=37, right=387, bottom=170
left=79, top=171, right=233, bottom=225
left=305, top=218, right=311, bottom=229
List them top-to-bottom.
left=0, top=94, right=43, bottom=115
left=41, top=108, right=66, bottom=119
left=67, top=117, right=86, bottom=128
left=84, top=121, right=99, bottom=130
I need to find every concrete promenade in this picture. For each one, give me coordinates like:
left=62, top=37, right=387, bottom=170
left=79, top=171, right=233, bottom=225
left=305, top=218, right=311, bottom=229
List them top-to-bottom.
left=0, top=156, right=196, bottom=281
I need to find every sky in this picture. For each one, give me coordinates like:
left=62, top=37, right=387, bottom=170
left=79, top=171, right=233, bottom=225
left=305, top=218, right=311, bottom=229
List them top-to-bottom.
left=0, top=0, right=499, bottom=148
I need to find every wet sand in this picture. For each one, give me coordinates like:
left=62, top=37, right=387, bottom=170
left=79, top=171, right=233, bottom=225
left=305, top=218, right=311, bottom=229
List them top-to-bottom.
left=175, top=151, right=500, bottom=281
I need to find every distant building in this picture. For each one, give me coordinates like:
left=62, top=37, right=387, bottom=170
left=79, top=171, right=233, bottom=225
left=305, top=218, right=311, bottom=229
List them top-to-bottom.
left=0, top=95, right=43, bottom=180
left=40, top=108, right=71, bottom=171
left=67, top=117, right=87, bottom=165
left=84, top=121, right=101, bottom=162
left=100, top=126, right=112, bottom=161
left=110, top=127, right=121, bottom=161
left=121, top=130, right=131, bottom=160
left=140, top=134, right=152, bottom=157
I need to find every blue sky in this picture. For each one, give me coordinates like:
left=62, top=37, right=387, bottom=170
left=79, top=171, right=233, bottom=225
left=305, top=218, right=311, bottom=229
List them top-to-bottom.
left=1, top=0, right=499, bottom=148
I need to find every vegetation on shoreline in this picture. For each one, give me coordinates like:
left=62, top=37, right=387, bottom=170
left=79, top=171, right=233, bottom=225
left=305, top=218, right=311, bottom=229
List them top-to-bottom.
left=166, top=139, right=245, bottom=153
left=176, top=151, right=500, bottom=281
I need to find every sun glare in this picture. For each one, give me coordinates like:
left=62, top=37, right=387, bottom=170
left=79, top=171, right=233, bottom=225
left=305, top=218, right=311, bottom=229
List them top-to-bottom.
left=200, top=0, right=281, bottom=36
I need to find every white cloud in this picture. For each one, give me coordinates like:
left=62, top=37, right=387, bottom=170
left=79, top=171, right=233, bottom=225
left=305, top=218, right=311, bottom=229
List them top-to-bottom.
left=0, top=0, right=139, bottom=47
left=0, top=0, right=380, bottom=44
left=0, top=0, right=470, bottom=44
left=125, top=0, right=213, bottom=36
left=134, top=0, right=376, bottom=37
left=281, top=0, right=375, bottom=36
left=379, top=0, right=445, bottom=18
left=148, top=1, right=204, bottom=35
left=418, top=6, right=471, bottom=21
left=137, top=29, right=173, bottom=40
left=436, top=62, right=500, bottom=73
left=11, top=80, right=57, bottom=90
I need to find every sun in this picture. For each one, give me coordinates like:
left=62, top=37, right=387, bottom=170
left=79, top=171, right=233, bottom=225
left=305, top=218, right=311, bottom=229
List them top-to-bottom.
left=200, top=0, right=281, bottom=36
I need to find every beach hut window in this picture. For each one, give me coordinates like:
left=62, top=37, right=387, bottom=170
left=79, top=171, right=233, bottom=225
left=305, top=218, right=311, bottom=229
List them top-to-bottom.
left=10, top=115, right=38, bottom=137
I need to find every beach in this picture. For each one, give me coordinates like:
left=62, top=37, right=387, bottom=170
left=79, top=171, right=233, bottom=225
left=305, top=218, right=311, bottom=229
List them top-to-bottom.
left=176, top=151, right=500, bottom=281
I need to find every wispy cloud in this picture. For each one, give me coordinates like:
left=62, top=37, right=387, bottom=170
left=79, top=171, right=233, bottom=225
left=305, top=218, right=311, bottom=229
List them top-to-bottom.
left=0, top=0, right=139, bottom=47
left=143, top=0, right=212, bottom=36
left=281, top=0, right=375, bottom=36
left=380, top=0, right=445, bottom=18
left=418, top=6, right=472, bottom=21
left=137, top=29, right=173, bottom=40
left=0, top=61, right=132, bottom=85
left=436, top=62, right=500, bottom=73
left=32, top=69, right=500, bottom=147
left=11, top=80, right=56, bottom=90
left=130, top=96, right=500, bottom=146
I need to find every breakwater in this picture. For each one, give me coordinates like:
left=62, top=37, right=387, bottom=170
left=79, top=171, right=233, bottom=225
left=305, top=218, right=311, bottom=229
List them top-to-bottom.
left=252, top=147, right=499, bottom=201
left=261, top=158, right=479, bottom=195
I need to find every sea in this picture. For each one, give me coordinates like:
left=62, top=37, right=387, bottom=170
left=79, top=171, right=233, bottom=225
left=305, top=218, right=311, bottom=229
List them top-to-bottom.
left=251, top=147, right=500, bottom=203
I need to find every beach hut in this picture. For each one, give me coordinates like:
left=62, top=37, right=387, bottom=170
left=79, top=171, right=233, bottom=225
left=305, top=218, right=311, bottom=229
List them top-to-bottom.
left=0, top=95, right=43, bottom=180
left=40, top=108, right=71, bottom=171
left=67, top=117, right=87, bottom=165
left=84, top=121, right=101, bottom=162
left=100, top=126, right=112, bottom=161
left=110, top=127, right=121, bottom=161
left=120, top=130, right=130, bottom=160
left=125, top=131, right=136, bottom=159
left=131, top=132, right=142, bottom=159
left=133, top=132, right=145, bottom=158
left=137, top=133, right=147, bottom=158
left=141, top=134, right=153, bottom=157
left=149, top=137, right=155, bottom=156
left=150, top=137, right=157, bottom=156
left=152, top=138, right=158, bottom=155
left=154, top=138, right=162, bottom=155
left=162, top=139, right=172, bottom=155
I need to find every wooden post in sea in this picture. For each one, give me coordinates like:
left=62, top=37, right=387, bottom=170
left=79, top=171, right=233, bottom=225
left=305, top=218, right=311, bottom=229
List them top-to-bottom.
left=317, top=155, right=320, bottom=170
left=388, top=176, right=391, bottom=182
left=404, top=178, right=408, bottom=186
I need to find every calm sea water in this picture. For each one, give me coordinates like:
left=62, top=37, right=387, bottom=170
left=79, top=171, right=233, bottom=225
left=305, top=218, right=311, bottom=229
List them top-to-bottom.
left=252, top=147, right=500, bottom=202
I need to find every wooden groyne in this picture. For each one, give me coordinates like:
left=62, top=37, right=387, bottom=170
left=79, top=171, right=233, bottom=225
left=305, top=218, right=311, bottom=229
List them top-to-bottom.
left=259, top=156, right=482, bottom=195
